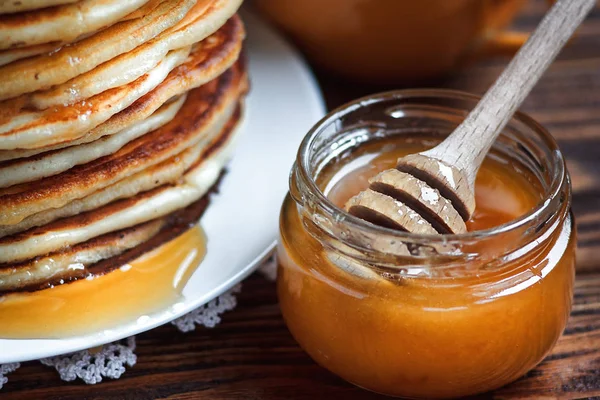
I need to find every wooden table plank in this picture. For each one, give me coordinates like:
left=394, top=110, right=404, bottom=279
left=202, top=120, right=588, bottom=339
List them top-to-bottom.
left=2, top=1, right=600, bottom=399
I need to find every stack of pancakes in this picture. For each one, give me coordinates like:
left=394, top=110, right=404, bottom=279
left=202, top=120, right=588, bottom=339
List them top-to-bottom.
left=0, top=0, right=248, bottom=293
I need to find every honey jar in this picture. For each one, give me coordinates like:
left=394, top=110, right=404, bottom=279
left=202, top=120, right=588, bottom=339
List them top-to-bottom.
left=278, top=90, right=575, bottom=398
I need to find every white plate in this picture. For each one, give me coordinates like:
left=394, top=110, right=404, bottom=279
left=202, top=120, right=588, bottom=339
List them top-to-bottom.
left=0, top=10, right=325, bottom=364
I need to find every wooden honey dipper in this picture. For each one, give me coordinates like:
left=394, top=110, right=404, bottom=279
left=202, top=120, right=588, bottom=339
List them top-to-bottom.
left=346, top=0, right=595, bottom=235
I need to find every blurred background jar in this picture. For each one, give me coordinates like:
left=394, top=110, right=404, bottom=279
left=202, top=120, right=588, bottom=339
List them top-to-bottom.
left=254, top=0, right=543, bottom=84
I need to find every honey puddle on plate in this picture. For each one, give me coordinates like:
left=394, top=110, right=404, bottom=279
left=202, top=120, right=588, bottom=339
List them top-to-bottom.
left=0, top=226, right=206, bottom=339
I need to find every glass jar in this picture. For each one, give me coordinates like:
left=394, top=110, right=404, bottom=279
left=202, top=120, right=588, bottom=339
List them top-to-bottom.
left=278, top=90, right=575, bottom=399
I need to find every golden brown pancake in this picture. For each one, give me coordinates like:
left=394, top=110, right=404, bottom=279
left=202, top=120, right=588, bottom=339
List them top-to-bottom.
left=0, top=0, right=150, bottom=50
left=0, top=0, right=242, bottom=101
left=0, top=0, right=78, bottom=15
left=0, top=0, right=194, bottom=101
left=0, top=0, right=174, bottom=66
left=0, top=1, right=172, bottom=66
left=27, top=1, right=239, bottom=110
left=0, top=15, right=245, bottom=150
left=0, top=15, right=245, bottom=160
left=0, top=42, right=59, bottom=67
left=0, top=46, right=191, bottom=149
left=0, top=58, right=246, bottom=228
left=0, top=77, right=245, bottom=238
left=0, top=96, right=186, bottom=188
left=0, top=103, right=242, bottom=286
left=0, top=122, right=199, bottom=238
left=0, top=176, right=218, bottom=294
left=0, top=218, right=166, bottom=293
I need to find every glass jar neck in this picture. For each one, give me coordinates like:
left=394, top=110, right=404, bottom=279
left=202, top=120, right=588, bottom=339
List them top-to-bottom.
left=290, top=89, right=570, bottom=277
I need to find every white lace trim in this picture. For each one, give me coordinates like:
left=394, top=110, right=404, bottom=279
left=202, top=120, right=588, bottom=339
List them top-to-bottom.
left=171, top=284, right=241, bottom=332
left=40, top=336, right=137, bottom=385
left=0, top=363, right=20, bottom=390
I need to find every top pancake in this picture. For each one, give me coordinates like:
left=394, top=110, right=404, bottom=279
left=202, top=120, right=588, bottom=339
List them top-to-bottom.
left=0, top=0, right=151, bottom=50
left=0, top=0, right=78, bottom=14
left=0, top=0, right=244, bottom=101
left=26, top=0, right=241, bottom=110
left=0, top=13, right=245, bottom=150
left=0, top=14, right=244, bottom=162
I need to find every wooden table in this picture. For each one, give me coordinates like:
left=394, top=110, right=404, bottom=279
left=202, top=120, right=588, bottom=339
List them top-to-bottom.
left=4, top=2, right=600, bottom=399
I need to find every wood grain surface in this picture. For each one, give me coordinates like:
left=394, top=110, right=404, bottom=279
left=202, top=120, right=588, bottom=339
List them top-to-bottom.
left=3, top=1, right=600, bottom=399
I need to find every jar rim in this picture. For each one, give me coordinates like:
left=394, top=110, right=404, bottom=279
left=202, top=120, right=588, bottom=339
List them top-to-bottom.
left=295, top=88, right=568, bottom=244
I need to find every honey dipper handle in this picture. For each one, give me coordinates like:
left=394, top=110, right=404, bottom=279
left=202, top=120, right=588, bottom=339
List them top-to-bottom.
left=424, top=0, right=595, bottom=186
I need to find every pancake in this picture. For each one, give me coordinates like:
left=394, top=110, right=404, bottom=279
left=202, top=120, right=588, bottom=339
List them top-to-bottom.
left=0, top=0, right=150, bottom=50
left=0, top=0, right=242, bottom=101
left=0, top=0, right=194, bottom=101
left=0, top=0, right=78, bottom=15
left=0, top=0, right=173, bottom=66
left=0, top=0, right=78, bottom=14
left=27, top=0, right=245, bottom=110
left=28, top=0, right=236, bottom=109
left=0, top=1, right=169, bottom=66
left=0, top=15, right=245, bottom=150
left=0, top=15, right=244, bottom=160
left=0, top=21, right=244, bottom=165
left=0, top=42, right=59, bottom=67
left=28, top=42, right=178, bottom=110
left=28, top=42, right=179, bottom=110
left=0, top=45, right=191, bottom=150
left=0, top=60, right=246, bottom=227
left=0, top=77, right=246, bottom=237
left=0, top=95, right=186, bottom=188
left=0, top=103, right=243, bottom=265
left=0, top=122, right=202, bottom=238
left=0, top=172, right=220, bottom=294
left=0, top=218, right=165, bottom=293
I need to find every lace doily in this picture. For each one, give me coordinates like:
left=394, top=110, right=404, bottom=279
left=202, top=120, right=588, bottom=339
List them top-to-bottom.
left=0, top=262, right=277, bottom=389
left=171, top=284, right=241, bottom=332
left=40, top=337, right=137, bottom=385
left=0, top=363, right=19, bottom=390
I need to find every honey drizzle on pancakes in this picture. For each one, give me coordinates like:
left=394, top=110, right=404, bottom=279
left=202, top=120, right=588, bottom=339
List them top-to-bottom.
left=0, top=209, right=209, bottom=339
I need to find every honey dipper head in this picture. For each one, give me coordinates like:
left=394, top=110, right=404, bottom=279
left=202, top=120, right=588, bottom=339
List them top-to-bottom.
left=345, top=154, right=472, bottom=235
left=395, top=154, right=475, bottom=221
left=345, top=188, right=438, bottom=235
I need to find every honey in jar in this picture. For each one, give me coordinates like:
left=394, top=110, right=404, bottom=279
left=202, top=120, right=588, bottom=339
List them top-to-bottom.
left=278, top=90, right=575, bottom=398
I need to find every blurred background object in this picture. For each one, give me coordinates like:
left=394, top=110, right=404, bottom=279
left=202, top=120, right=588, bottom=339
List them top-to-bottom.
left=254, top=0, right=544, bottom=84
